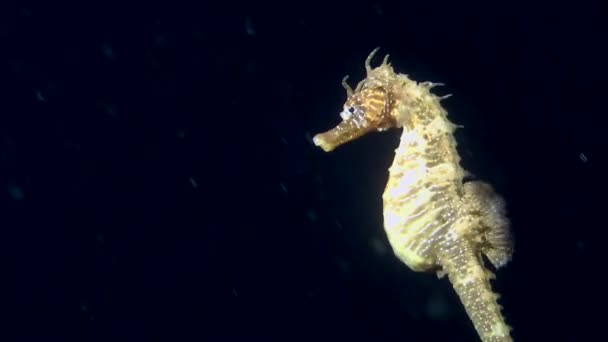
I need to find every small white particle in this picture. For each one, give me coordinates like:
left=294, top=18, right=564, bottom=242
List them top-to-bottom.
left=373, top=4, right=383, bottom=14
left=245, top=16, right=255, bottom=35
left=101, top=43, right=115, bottom=60
left=34, top=89, right=45, bottom=102
left=104, top=104, right=118, bottom=117
left=177, top=130, right=185, bottom=138
left=281, top=137, right=288, bottom=144
left=579, top=153, right=588, bottom=163
left=189, top=177, right=198, bottom=188
left=280, top=182, right=288, bottom=194
left=7, top=183, right=24, bottom=200
left=306, top=208, right=317, bottom=222
left=334, top=220, right=343, bottom=231
left=370, top=237, right=388, bottom=255
left=577, top=240, right=584, bottom=250
left=335, top=257, right=351, bottom=275
left=232, top=288, right=238, bottom=296
left=425, top=294, right=450, bottom=319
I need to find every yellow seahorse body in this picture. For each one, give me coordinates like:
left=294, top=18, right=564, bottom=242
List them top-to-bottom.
left=313, top=48, right=514, bottom=342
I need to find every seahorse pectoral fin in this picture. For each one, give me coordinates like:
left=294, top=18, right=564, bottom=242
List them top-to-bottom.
left=440, top=240, right=513, bottom=342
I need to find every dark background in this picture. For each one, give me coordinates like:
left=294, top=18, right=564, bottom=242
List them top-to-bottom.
left=2, top=1, right=606, bottom=341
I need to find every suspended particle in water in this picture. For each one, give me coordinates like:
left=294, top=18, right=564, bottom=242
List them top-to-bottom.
left=245, top=16, right=255, bottom=35
left=101, top=43, right=115, bottom=60
left=34, top=89, right=45, bottom=102
left=7, top=182, right=24, bottom=200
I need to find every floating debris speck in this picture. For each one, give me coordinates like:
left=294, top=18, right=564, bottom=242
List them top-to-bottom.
left=245, top=16, right=255, bottom=35
left=101, top=43, right=115, bottom=60
left=34, top=89, right=45, bottom=102
left=104, top=103, right=118, bottom=118
left=579, top=153, right=588, bottom=163
left=7, top=182, right=24, bottom=200
left=306, top=208, right=317, bottom=222
left=334, top=220, right=343, bottom=231
left=370, top=237, right=388, bottom=256
left=425, top=293, right=450, bottom=320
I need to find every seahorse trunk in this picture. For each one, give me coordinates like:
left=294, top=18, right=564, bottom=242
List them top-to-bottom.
left=440, top=238, right=512, bottom=342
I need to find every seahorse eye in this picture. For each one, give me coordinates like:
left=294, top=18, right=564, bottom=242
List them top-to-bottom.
left=340, top=105, right=359, bottom=121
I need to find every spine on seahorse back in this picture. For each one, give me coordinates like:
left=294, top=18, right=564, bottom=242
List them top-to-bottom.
left=312, top=48, right=514, bottom=342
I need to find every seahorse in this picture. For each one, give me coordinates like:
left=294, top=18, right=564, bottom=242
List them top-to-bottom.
left=313, top=48, right=514, bottom=342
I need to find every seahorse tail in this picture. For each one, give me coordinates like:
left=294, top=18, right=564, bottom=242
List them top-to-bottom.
left=440, top=239, right=513, bottom=342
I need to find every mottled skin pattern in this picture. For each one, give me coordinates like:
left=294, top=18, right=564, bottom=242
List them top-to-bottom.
left=313, top=49, right=514, bottom=342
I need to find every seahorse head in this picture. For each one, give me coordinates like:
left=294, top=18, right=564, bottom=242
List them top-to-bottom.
left=313, top=48, right=402, bottom=152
